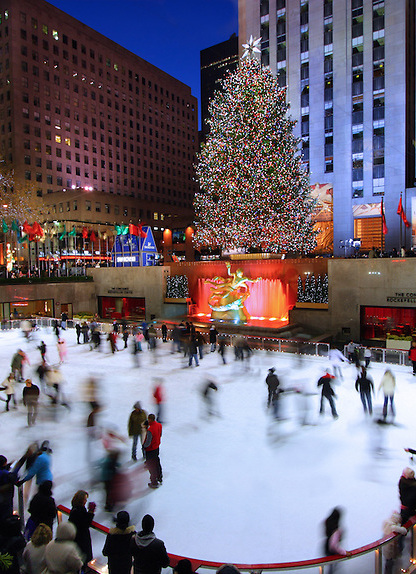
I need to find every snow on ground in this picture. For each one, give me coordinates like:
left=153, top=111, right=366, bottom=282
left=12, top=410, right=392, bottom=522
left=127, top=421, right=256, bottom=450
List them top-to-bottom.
left=1, top=325, right=415, bottom=570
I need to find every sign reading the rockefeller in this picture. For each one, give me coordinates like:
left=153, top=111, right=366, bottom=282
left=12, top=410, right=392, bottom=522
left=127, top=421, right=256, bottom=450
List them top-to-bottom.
left=386, top=292, right=416, bottom=304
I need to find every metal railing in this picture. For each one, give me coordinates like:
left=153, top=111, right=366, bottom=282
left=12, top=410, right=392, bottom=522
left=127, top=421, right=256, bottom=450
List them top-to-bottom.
left=2, top=317, right=413, bottom=365
left=344, top=345, right=411, bottom=367
left=56, top=505, right=416, bottom=574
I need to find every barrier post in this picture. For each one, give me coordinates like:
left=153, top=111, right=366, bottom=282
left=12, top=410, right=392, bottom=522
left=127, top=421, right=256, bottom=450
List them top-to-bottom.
left=17, top=484, right=24, bottom=522
left=374, top=547, right=382, bottom=574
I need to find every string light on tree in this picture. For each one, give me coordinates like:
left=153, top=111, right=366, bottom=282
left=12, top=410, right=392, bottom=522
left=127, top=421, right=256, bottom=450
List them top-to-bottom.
left=194, top=40, right=317, bottom=254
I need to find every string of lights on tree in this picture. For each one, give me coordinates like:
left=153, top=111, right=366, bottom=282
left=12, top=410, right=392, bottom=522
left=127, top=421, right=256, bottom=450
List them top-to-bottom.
left=194, top=38, right=317, bottom=253
left=297, top=274, right=328, bottom=304
left=166, top=275, right=189, bottom=298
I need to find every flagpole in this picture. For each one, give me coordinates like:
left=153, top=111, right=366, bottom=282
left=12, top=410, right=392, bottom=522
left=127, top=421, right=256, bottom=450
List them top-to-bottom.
left=400, top=192, right=403, bottom=251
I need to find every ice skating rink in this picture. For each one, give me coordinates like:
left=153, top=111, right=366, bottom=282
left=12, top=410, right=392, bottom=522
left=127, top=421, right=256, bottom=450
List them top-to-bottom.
left=1, top=325, right=415, bottom=567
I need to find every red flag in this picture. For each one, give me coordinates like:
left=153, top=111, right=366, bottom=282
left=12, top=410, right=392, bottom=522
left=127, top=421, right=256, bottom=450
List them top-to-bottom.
left=397, top=196, right=411, bottom=227
left=381, top=199, right=388, bottom=235
left=22, top=221, right=36, bottom=241
left=32, top=221, right=44, bottom=238
left=129, top=223, right=139, bottom=236
left=137, top=223, right=147, bottom=238
left=82, top=227, right=89, bottom=239
left=90, top=231, right=97, bottom=243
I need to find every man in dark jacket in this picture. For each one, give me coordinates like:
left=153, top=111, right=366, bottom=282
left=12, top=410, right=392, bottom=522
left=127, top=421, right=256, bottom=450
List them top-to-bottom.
left=209, top=325, right=218, bottom=352
left=355, top=367, right=374, bottom=415
left=265, top=368, right=279, bottom=408
left=317, top=370, right=338, bottom=419
left=22, top=379, right=40, bottom=427
left=128, top=402, right=148, bottom=461
left=142, top=415, right=163, bottom=488
left=130, top=514, right=169, bottom=574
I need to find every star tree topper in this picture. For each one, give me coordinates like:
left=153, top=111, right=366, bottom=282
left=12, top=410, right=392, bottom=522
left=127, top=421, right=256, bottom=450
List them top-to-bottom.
left=242, top=35, right=261, bottom=59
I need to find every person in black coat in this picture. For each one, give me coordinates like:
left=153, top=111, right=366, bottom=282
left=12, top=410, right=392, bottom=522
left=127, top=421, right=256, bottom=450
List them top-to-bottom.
left=209, top=326, right=218, bottom=352
left=355, top=367, right=374, bottom=415
left=265, top=368, right=279, bottom=408
left=317, top=370, right=338, bottom=419
left=399, top=467, right=416, bottom=525
left=26, top=480, right=57, bottom=539
left=68, top=489, right=96, bottom=566
left=102, top=511, right=135, bottom=574
left=130, top=514, right=169, bottom=574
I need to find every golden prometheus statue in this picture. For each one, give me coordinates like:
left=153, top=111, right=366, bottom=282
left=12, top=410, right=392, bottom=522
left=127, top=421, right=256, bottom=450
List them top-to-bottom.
left=205, top=262, right=261, bottom=322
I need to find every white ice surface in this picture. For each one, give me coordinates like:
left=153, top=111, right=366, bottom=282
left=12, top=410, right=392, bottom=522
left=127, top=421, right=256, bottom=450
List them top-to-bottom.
left=0, top=326, right=415, bottom=568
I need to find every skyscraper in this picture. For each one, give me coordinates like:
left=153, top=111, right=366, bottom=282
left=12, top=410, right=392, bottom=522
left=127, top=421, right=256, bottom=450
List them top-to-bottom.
left=0, top=0, right=198, bottom=232
left=239, top=0, right=415, bottom=253
left=200, top=34, right=239, bottom=138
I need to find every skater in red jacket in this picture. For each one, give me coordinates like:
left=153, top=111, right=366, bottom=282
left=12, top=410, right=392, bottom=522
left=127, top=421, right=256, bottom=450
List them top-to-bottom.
left=142, top=414, right=163, bottom=489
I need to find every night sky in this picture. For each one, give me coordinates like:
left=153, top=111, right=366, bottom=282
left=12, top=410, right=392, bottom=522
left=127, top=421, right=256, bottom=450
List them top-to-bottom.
left=46, top=0, right=239, bottom=128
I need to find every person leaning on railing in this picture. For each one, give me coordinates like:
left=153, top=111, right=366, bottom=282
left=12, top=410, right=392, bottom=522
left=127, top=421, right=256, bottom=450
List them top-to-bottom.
left=399, top=467, right=416, bottom=525
left=130, top=514, right=169, bottom=574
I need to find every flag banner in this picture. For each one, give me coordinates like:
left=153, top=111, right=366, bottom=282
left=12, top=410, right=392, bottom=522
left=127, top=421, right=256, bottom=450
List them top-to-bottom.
left=397, top=196, right=411, bottom=228
left=381, top=199, right=388, bottom=235
left=115, top=224, right=129, bottom=235
left=58, top=225, right=67, bottom=241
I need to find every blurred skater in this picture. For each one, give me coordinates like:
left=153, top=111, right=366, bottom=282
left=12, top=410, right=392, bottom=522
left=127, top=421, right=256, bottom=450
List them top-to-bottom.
left=56, top=338, right=67, bottom=364
left=328, top=346, right=349, bottom=380
left=355, top=367, right=374, bottom=415
left=265, top=368, right=279, bottom=409
left=379, top=368, right=396, bottom=421
left=317, top=370, right=338, bottom=419
left=0, top=372, right=17, bottom=411
left=153, top=379, right=164, bottom=424
left=201, top=379, right=218, bottom=417
left=128, top=402, right=147, bottom=461
left=323, top=507, right=349, bottom=574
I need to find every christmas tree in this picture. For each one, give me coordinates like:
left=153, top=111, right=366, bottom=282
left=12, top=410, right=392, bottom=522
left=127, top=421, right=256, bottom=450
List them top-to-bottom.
left=194, top=37, right=317, bottom=253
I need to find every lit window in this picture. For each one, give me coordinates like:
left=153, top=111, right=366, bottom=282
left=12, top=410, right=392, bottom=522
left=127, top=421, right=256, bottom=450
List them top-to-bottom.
left=42, top=24, right=48, bottom=35
left=52, top=29, right=59, bottom=41
left=55, top=135, right=61, bottom=143
left=65, top=137, right=71, bottom=146
left=154, top=212, right=158, bottom=220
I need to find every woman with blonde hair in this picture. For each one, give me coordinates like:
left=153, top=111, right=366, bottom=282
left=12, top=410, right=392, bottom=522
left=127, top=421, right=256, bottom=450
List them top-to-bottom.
left=22, top=523, right=52, bottom=574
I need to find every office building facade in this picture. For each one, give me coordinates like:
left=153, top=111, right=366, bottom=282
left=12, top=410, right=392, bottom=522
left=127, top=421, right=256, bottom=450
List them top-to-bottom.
left=0, top=0, right=198, bottom=235
left=239, top=0, right=415, bottom=253
left=200, top=34, right=239, bottom=137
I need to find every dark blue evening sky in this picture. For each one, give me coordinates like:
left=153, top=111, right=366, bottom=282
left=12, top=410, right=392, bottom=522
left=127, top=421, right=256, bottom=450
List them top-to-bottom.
left=46, top=0, right=239, bottom=128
